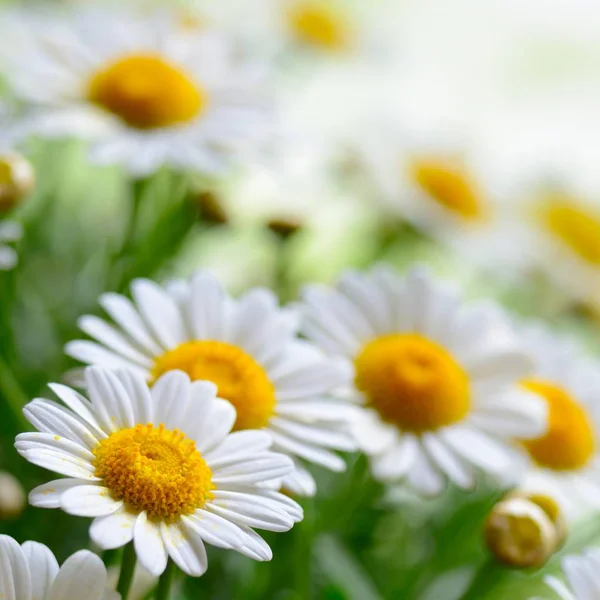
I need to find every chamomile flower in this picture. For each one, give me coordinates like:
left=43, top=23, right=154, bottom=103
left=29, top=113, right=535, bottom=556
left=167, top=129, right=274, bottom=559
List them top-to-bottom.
left=3, top=8, right=274, bottom=176
left=358, top=128, right=527, bottom=270
left=0, top=220, right=22, bottom=270
left=300, top=266, right=547, bottom=495
left=65, top=271, right=355, bottom=497
left=516, top=323, right=600, bottom=517
left=16, top=368, right=302, bottom=576
left=0, top=534, right=118, bottom=600
left=543, top=548, right=600, bottom=600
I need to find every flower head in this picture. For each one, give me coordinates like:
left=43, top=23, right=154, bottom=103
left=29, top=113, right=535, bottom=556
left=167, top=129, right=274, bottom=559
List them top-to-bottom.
left=3, top=8, right=275, bottom=176
left=300, top=266, right=547, bottom=495
left=65, top=271, right=355, bottom=497
left=16, top=367, right=302, bottom=576
left=0, top=534, right=118, bottom=600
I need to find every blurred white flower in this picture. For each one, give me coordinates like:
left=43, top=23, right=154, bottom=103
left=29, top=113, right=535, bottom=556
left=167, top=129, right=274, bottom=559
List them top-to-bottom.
left=1, top=8, right=276, bottom=176
left=300, top=266, right=546, bottom=495
left=516, top=323, right=600, bottom=517
left=0, top=534, right=118, bottom=600
left=543, top=548, right=600, bottom=600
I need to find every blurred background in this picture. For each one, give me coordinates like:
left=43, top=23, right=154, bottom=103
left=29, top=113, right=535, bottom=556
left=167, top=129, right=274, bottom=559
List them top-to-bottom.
left=1, top=0, right=600, bottom=598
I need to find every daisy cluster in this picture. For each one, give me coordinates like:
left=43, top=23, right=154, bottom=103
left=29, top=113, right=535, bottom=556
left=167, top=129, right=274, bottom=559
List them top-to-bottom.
left=0, top=1, right=599, bottom=599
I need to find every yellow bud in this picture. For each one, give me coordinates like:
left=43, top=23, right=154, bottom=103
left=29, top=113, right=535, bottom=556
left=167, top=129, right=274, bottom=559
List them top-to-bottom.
left=0, top=152, right=35, bottom=212
left=0, top=471, right=26, bottom=520
left=484, top=497, right=558, bottom=568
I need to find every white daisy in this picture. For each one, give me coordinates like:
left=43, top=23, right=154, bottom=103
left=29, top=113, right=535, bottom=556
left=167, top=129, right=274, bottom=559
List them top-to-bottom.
left=3, top=7, right=274, bottom=176
left=356, top=125, right=529, bottom=271
left=0, top=220, right=22, bottom=270
left=299, top=266, right=547, bottom=495
left=64, top=272, right=355, bottom=497
left=516, top=323, right=600, bottom=517
left=16, top=367, right=303, bottom=576
left=0, top=534, right=118, bottom=600
left=543, top=548, right=600, bottom=600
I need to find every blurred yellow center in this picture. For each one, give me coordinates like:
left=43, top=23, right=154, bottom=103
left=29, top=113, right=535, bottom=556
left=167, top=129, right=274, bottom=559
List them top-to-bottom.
left=288, top=3, right=349, bottom=50
left=88, top=54, right=206, bottom=129
left=411, top=159, right=484, bottom=220
left=541, top=199, right=600, bottom=265
left=355, top=334, right=470, bottom=433
left=152, top=341, right=276, bottom=431
left=522, top=379, right=596, bottom=471
left=94, top=424, right=213, bottom=521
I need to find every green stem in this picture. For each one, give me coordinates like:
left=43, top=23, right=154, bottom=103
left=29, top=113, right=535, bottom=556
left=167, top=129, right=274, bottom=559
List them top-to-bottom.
left=0, top=354, right=30, bottom=431
left=116, top=543, right=137, bottom=600
left=156, top=558, right=176, bottom=600
left=461, top=558, right=507, bottom=600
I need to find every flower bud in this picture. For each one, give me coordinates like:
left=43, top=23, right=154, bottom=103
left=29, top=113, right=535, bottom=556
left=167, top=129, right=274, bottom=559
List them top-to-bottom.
left=0, top=152, right=35, bottom=212
left=0, top=471, right=26, bottom=520
left=485, top=497, right=558, bottom=568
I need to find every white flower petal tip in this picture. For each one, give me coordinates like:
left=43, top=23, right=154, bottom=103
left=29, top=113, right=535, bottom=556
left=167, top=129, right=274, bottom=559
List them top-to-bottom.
left=300, top=266, right=545, bottom=495
left=64, top=269, right=357, bottom=496
left=18, top=366, right=304, bottom=576
left=0, top=535, right=112, bottom=600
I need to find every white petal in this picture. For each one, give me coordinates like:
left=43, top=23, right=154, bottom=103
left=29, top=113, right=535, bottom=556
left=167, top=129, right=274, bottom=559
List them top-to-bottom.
left=188, top=271, right=229, bottom=340
left=130, top=279, right=185, bottom=349
left=99, top=292, right=162, bottom=356
left=78, top=316, right=153, bottom=367
left=65, top=341, right=147, bottom=376
left=86, top=367, right=136, bottom=432
left=110, top=370, right=153, bottom=425
left=151, top=370, right=191, bottom=428
left=47, top=384, right=102, bottom=432
left=192, top=398, right=236, bottom=455
left=23, top=399, right=100, bottom=450
left=269, top=417, right=357, bottom=451
left=204, top=430, right=272, bottom=466
left=269, top=430, right=346, bottom=472
left=15, top=433, right=95, bottom=463
left=421, top=433, right=474, bottom=490
left=370, top=435, right=419, bottom=481
left=405, top=447, right=446, bottom=496
left=212, top=453, right=295, bottom=485
left=280, top=461, right=317, bottom=497
left=29, top=479, right=96, bottom=509
left=61, top=485, right=122, bottom=517
left=207, top=496, right=293, bottom=532
left=205, top=501, right=293, bottom=533
left=90, top=509, right=137, bottom=550
left=182, top=510, right=245, bottom=549
left=133, top=512, right=168, bottom=577
left=160, top=521, right=208, bottom=577
left=232, top=526, right=272, bottom=561
left=0, top=535, right=31, bottom=600
left=21, top=542, right=58, bottom=600
left=47, top=551, right=108, bottom=600
left=563, top=554, right=600, bottom=600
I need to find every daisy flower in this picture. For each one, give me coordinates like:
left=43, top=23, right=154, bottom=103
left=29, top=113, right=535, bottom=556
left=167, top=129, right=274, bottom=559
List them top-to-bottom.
left=3, top=8, right=274, bottom=176
left=0, top=220, right=22, bottom=270
left=299, top=266, right=547, bottom=495
left=65, top=272, right=355, bottom=497
left=516, top=323, right=600, bottom=516
left=16, top=367, right=303, bottom=576
left=0, top=534, right=117, bottom=600
left=543, top=548, right=600, bottom=600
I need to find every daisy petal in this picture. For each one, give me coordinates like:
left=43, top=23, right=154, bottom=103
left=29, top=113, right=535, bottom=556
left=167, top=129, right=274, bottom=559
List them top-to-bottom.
left=90, top=509, right=137, bottom=550
left=134, top=512, right=168, bottom=577
left=160, top=521, right=208, bottom=577
left=21, top=542, right=59, bottom=600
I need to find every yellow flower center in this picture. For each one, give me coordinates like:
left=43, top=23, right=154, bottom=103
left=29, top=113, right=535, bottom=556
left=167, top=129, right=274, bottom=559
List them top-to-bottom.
left=287, top=2, right=349, bottom=50
left=88, top=54, right=206, bottom=130
left=410, top=158, right=485, bottom=221
left=540, top=198, right=600, bottom=265
left=354, top=334, right=471, bottom=433
left=152, top=341, right=276, bottom=431
left=522, top=379, right=596, bottom=471
left=94, top=424, right=213, bottom=521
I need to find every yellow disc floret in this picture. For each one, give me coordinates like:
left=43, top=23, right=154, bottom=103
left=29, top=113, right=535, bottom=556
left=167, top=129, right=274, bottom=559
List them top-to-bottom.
left=287, top=2, right=349, bottom=50
left=88, top=54, right=206, bottom=130
left=410, top=158, right=485, bottom=220
left=541, top=198, right=600, bottom=265
left=355, top=333, right=471, bottom=433
left=152, top=341, right=276, bottom=431
left=522, top=380, right=596, bottom=471
left=94, top=424, right=213, bottom=521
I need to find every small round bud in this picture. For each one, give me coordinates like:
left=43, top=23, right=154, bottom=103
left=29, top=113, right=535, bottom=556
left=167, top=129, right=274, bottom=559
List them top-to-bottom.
left=0, top=152, right=35, bottom=212
left=0, top=471, right=26, bottom=520
left=485, top=497, right=558, bottom=568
